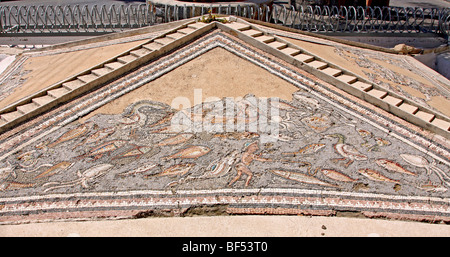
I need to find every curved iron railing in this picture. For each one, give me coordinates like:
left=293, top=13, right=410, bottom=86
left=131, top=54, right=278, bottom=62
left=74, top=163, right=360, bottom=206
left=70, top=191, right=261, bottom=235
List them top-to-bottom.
left=0, top=3, right=449, bottom=36
left=150, top=3, right=449, bottom=35
left=0, top=4, right=155, bottom=33
left=270, top=5, right=450, bottom=34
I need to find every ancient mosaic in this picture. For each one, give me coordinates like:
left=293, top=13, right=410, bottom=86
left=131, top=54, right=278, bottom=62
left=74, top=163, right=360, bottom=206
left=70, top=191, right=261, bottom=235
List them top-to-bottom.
left=0, top=30, right=449, bottom=224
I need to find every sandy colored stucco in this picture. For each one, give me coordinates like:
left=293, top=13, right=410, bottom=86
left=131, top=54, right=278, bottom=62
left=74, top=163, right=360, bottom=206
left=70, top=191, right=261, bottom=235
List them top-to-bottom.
left=280, top=36, right=450, bottom=117
left=281, top=36, right=432, bottom=87
left=0, top=39, right=148, bottom=110
left=81, top=47, right=299, bottom=121
left=429, top=95, right=450, bottom=115
left=1, top=216, right=450, bottom=237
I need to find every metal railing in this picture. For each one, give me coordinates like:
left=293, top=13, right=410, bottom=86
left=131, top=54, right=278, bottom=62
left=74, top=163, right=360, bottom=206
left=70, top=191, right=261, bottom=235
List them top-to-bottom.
left=0, top=3, right=449, bottom=36
left=151, top=3, right=450, bottom=35
left=0, top=4, right=156, bottom=33
left=276, top=5, right=450, bottom=34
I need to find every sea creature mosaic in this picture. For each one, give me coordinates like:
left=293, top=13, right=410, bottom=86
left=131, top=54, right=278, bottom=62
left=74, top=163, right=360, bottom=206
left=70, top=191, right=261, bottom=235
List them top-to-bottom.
left=0, top=29, right=449, bottom=224
left=1, top=92, right=448, bottom=198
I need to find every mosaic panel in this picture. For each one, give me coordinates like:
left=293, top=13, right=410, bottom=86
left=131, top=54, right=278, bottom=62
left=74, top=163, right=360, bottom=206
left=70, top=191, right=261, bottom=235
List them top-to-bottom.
left=0, top=30, right=449, bottom=224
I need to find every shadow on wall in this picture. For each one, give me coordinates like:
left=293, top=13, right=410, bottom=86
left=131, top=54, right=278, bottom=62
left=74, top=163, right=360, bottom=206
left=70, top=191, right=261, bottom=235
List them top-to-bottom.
left=414, top=51, right=450, bottom=80
left=437, top=52, right=450, bottom=80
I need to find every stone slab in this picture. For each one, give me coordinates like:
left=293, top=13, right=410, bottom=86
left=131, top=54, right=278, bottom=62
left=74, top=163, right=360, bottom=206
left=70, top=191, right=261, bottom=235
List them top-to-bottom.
left=187, top=22, right=210, bottom=30
left=225, top=22, right=251, bottom=31
left=177, top=27, right=196, bottom=34
left=241, top=29, right=263, bottom=37
left=166, top=32, right=186, bottom=40
left=254, top=35, right=275, bottom=43
left=154, top=37, right=175, bottom=45
left=267, top=41, right=287, bottom=50
left=143, top=42, right=164, bottom=51
left=280, top=47, right=301, bottom=56
left=130, top=48, right=152, bottom=58
left=293, top=54, right=315, bottom=63
left=117, top=55, right=138, bottom=64
left=307, top=60, right=328, bottom=69
left=104, top=62, right=125, bottom=70
left=321, top=67, right=342, bottom=77
left=91, top=68, right=111, bottom=77
left=77, top=74, right=99, bottom=83
left=336, top=74, right=358, bottom=84
left=63, top=80, right=85, bottom=91
left=350, top=81, right=373, bottom=92
left=47, top=87, right=70, bottom=99
left=367, top=89, right=388, bottom=99
left=32, top=95, right=55, bottom=106
left=383, top=95, right=403, bottom=107
left=16, top=102, right=39, bottom=114
left=398, top=103, right=419, bottom=114
left=0, top=110, right=21, bottom=122
left=415, top=110, right=435, bottom=123
left=431, top=118, right=450, bottom=131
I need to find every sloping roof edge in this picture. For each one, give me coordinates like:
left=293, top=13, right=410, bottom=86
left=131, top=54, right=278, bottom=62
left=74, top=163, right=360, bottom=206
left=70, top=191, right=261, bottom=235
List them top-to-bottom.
left=0, top=16, right=449, bottom=139
left=0, top=19, right=213, bottom=133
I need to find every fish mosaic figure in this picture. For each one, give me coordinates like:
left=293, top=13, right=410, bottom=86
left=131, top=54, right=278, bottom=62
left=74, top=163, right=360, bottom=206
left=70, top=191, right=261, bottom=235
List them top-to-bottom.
left=118, top=101, right=169, bottom=127
left=148, top=111, right=176, bottom=128
left=301, top=115, right=333, bottom=133
left=48, top=122, right=94, bottom=148
left=73, top=127, right=116, bottom=149
left=356, top=128, right=372, bottom=138
left=212, top=132, right=260, bottom=140
left=157, top=133, right=194, bottom=147
left=326, top=134, right=368, bottom=167
left=367, top=137, right=391, bottom=152
left=76, top=140, right=129, bottom=160
left=282, top=143, right=326, bottom=156
left=112, top=145, right=153, bottom=160
left=162, top=145, right=211, bottom=160
left=168, top=150, right=240, bottom=187
left=400, top=154, right=450, bottom=187
left=375, top=159, right=416, bottom=176
left=33, top=161, right=74, bottom=180
left=116, top=162, right=158, bottom=177
left=43, top=163, right=114, bottom=192
left=149, top=163, right=196, bottom=178
left=357, top=168, right=400, bottom=183
left=269, top=169, right=339, bottom=188
left=320, top=169, right=358, bottom=182
left=0, top=181, right=35, bottom=191
left=417, top=182, right=448, bottom=193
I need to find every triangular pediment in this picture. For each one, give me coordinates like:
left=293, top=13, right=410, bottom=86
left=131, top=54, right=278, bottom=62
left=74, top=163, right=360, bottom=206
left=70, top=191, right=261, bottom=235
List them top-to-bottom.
left=1, top=18, right=450, bottom=224
left=80, top=46, right=298, bottom=121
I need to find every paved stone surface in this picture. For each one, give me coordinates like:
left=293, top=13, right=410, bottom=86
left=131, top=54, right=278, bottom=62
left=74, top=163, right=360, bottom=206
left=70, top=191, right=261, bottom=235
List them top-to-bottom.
left=1, top=215, right=450, bottom=237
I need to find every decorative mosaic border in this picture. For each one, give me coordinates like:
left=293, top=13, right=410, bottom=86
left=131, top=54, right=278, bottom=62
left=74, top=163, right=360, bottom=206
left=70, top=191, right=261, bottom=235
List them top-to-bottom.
left=0, top=29, right=449, bottom=224
left=1, top=188, right=450, bottom=224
